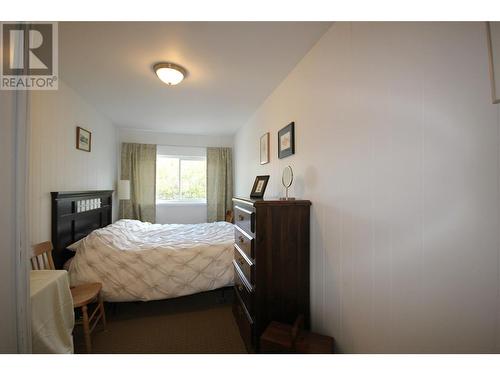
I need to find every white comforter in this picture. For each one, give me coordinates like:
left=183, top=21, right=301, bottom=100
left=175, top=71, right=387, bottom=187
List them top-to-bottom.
left=68, top=219, right=235, bottom=302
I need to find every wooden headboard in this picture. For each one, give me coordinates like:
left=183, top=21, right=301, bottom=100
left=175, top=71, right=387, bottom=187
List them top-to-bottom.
left=51, top=190, right=113, bottom=269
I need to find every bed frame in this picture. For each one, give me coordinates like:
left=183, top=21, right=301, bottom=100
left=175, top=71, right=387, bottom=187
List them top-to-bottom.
left=51, top=190, right=113, bottom=269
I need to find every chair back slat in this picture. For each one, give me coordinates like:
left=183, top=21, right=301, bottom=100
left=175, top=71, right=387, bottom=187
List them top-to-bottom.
left=31, top=241, right=55, bottom=270
left=32, top=241, right=53, bottom=257
left=45, top=252, right=55, bottom=270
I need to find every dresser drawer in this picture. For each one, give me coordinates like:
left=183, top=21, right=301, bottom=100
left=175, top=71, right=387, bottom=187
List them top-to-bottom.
left=234, top=204, right=255, bottom=236
left=234, top=225, right=254, bottom=259
left=233, top=246, right=254, bottom=285
left=234, top=263, right=253, bottom=315
left=233, top=294, right=253, bottom=351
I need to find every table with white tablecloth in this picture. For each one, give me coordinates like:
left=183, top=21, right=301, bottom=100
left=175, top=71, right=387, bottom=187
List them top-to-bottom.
left=30, top=270, right=75, bottom=354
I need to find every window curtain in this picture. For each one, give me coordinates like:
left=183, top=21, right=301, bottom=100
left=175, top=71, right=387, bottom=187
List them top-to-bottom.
left=119, top=143, right=157, bottom=223
left=207, top=147, right=233, bottom=222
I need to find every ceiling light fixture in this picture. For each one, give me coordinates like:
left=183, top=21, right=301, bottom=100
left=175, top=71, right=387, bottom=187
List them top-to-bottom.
left=153, top=62, right=187, bottom=86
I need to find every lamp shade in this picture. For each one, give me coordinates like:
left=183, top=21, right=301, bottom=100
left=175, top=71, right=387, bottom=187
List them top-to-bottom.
left=154, top=62, right=186, bottom=86
left=117, top=180, right=130, bottom=200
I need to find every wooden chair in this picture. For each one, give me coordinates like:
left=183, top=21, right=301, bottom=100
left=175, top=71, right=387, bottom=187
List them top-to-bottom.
left=31, top=241, right=106, bottom=353
left=31, top=241, right=56, bottom=270
left=71, top=282, right=106, bottom=353
left=260, top=315, right=335, bottom=354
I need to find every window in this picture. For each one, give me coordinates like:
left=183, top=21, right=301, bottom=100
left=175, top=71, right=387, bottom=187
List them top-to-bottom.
left=156, top=155, right=206, bottom=203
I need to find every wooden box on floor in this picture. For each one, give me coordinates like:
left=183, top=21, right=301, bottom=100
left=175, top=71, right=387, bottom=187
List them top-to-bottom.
left=260, top=320, right=335, bottom=354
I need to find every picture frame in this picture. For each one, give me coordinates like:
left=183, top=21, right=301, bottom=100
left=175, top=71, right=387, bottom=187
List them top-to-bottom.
left=487, top=22, right=500, bottom=104
left=278, top=122, right=295, bottom=159
left=76, top=126, right=92, bottom=152
left=260, top=132, right=270, bottom=165
left=250, top=175, right=270, bottom=199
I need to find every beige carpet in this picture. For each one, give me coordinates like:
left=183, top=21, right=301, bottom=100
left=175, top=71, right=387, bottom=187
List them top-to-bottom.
left=73, top=288, right=247, bottom=354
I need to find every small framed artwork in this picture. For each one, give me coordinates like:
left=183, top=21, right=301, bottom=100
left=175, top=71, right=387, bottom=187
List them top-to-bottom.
left=487, top=22, right=500, bottom=104
left=278, top=122, right=295, bottom=159
left=76, top=126, right=92, bottom=152
left=260, top=132, right=270, bottom=165
left=250, top=175, right=270, bottom=199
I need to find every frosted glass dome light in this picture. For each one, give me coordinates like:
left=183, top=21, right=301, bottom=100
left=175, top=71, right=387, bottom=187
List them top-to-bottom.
left=154, top=62, right=187, bottom=86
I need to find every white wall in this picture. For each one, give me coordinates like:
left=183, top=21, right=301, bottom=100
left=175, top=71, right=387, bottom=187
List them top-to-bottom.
left=234, top=22, right=500, bottom=353
left=30, top=80, right=118, bottom=245
left=0, top=91, right=18, bottom=353
left=118, top=128, right=233, bottom=224
left=119, top=128, right=234, bottom=148
left=156, top=203, right=208, bottom=224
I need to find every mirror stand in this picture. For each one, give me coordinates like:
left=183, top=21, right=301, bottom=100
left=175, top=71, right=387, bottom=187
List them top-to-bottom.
left=280, top=166, right=295, bottom=200
left=280, top=186, right=296, bottom=201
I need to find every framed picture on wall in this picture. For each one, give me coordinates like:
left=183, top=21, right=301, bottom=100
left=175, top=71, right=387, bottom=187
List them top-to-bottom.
left=487, top=22, right=500, bottom=104
left=278, top=122, right=295, bottom=159
left=76, top=126, right=92, bottom=152
left=260, top=132, right=270, bottom=165
left=250, top=175, right=270, bottom=198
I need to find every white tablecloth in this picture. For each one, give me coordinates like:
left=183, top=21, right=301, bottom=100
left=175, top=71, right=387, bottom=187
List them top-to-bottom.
left=30, top=270, right=75, bottom=354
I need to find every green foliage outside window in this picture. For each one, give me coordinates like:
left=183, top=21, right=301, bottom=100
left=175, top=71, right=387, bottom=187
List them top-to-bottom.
left=156, top=156, right=206, bottom=201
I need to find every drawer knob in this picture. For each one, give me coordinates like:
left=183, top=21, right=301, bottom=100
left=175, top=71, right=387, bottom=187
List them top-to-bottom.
left=238, top=214, right=244, bottom=221
left=239, top=236, right=244, bottom=243
left=238, top=259, right=244, bottom=266
left=238, top=284, right=243, bottom=292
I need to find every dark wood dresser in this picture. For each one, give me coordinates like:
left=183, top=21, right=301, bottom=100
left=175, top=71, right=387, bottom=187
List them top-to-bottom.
left=232, top=197, right=311, bottom=352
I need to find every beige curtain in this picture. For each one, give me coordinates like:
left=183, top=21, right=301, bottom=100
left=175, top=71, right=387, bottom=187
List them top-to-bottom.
left=119, top=143, right=157, bottom=223
left=207, top=147, right=233, bottom=222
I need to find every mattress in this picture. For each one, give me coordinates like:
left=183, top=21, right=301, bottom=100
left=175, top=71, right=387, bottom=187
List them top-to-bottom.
left=68, top=219, right=235, bottom=302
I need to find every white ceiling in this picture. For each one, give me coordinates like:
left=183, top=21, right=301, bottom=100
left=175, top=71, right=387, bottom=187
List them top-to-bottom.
left=59, top=22, right=331, bottom=135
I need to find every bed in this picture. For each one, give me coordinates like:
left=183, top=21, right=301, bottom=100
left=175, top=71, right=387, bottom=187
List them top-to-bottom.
left=51, top=191, right=234, bottom=302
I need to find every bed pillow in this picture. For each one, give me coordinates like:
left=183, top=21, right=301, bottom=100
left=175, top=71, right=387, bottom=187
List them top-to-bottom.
left=67, top=239, right=83, bottom=252
left=63, top=258, right=73, bottom=271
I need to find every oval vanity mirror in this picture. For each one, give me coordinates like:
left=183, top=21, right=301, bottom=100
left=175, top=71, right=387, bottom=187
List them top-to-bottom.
left=281, top=166, right=295, bottom=200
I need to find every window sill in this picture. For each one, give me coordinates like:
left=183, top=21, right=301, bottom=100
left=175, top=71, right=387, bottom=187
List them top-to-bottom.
left=156, top=201, right=207, bottom=207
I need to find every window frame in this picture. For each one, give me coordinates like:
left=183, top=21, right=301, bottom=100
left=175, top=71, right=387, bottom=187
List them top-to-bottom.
left=155, top=154, right=207, bottom=205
